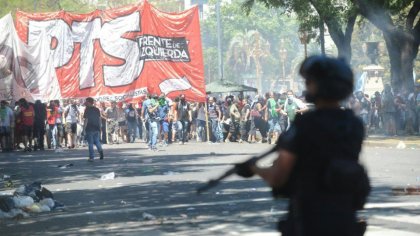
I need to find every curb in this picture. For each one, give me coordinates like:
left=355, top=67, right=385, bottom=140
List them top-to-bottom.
left=364, top=140, right=420, bottom=148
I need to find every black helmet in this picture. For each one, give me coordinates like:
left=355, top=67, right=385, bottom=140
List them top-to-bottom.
left=299, top=55, right=353, bottom=102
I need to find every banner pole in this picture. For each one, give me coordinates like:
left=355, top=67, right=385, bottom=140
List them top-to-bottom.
left=204, top=100, right=210, bottom=143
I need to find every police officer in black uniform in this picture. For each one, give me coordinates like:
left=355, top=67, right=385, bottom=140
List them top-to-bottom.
left=236, top=55, right=370, bottom=236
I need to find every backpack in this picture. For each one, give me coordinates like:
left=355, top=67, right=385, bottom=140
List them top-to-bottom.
left=323, top=158, right=371, bottom=210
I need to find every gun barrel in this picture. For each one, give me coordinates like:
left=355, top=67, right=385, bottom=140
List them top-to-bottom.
left=196, top=147, right=278, bottom=194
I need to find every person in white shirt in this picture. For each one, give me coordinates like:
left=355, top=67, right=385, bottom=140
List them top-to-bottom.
left=284, top=90, right=308, bottom=129
left=64, top=99, right=80, bottom=148
left=0, top=100, right=14, bottom=152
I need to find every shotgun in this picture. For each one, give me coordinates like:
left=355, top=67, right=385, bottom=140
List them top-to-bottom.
left=196, top=146, right=278, bottom=194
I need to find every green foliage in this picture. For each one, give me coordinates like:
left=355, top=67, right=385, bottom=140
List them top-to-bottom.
left=0, top=0, right=95, bottom=17
left=202, top=0, right=301, bottom=85
left=243, top=0, right=358, bottom=39
left=203, top=47, right=219, bottom=83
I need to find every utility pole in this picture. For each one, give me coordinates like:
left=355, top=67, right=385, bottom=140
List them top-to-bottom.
left=216, top=0, right=224, bottom=81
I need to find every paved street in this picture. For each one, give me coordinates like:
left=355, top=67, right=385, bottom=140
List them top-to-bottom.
left=0, top=140, right=419, bottom=236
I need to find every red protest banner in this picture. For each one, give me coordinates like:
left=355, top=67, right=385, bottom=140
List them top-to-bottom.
left=15, top=0, right=206, bottom=102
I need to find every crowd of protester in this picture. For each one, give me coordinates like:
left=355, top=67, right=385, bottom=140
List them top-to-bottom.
left=1, top=84, right=419, bottom=153
left=347, top=84, right=420, bottom=136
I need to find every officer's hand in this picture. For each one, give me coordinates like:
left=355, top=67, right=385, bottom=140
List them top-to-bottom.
left=235, top=157, right=258, bottom=178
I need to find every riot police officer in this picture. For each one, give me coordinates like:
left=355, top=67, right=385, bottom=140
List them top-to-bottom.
left=236, top=55, right=370, bottom=236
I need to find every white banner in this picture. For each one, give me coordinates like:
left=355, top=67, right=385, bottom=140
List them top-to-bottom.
left=0, top=13, right=61, bottom=102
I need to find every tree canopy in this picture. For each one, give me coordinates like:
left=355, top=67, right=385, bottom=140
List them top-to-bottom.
left=0, top=0, right=95, bottom=17
left=201, top=0, right=303, bottom=91
left=242, top=0, right=359, bottom=61
left=242, top=0, right=420, bottom=91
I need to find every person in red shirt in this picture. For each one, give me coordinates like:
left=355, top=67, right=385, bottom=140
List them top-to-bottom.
left=19, top=98, right=34, bottom=152
left=46, top=100, right=58, bottom=149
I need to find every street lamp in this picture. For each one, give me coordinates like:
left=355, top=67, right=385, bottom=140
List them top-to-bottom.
left=298, top=30, right=308, bottom=58
left=363, top=41, right=380, bottom=65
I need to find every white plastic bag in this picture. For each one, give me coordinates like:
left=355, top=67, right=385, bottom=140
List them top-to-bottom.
left=101, top=172, right=115, bottom=180
left=13, top=196, right=34, bottom=208
left=40, top=198, right=55, bottom=208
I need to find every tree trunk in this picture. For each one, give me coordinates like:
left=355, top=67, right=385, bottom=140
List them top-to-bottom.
left=310, top=0, right=356, bottom=61
left=351, top=0, right=419, bottom=93
left=323, top=14, right=356, bottom=62
left=319, top=19, right=325, bottom=55
left=383, top=30, right=418, bottom=93
left=336, top=39, right=352, bottom=62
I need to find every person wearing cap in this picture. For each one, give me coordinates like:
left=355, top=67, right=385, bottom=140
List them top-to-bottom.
left=235, top=56, right=370, bottom=236
left=83, top=97, right=104, bottom=161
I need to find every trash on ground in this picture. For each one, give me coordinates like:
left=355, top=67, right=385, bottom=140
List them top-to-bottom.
left=396, top=141, right=406, bottom=149
left=58, top=164, right=74, bottom=169
left=101, top=172, right=115, bottom=180
left=2, top=175, right=14, bottom=188
left=0, top=182, right=63, bottom=219
left=13, top=196, right=34, bottom=208
left=40, top=198, right=55, bottom=208
left=0, top=209, right=28, bottom=219
left=142, top=212, right=156, bottom=220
